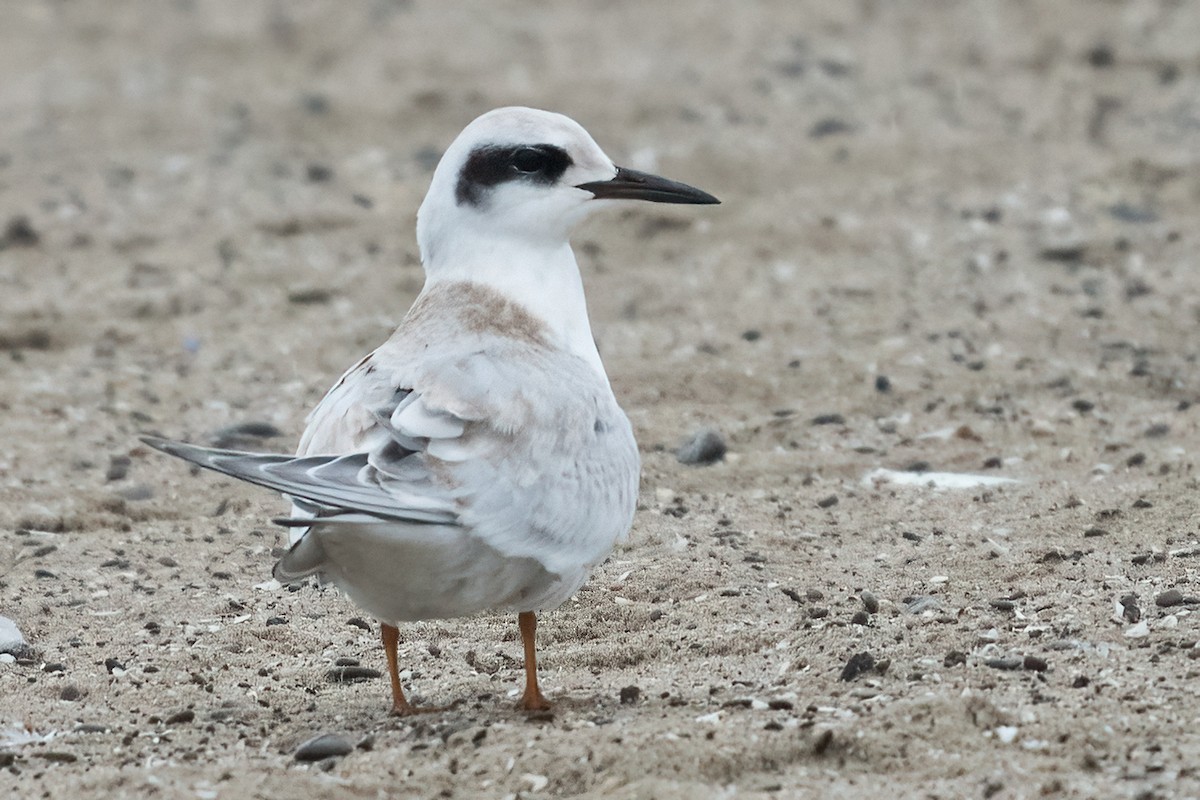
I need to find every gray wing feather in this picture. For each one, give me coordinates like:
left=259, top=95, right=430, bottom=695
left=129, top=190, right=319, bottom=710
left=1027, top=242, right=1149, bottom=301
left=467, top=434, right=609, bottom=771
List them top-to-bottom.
left=141, top=436, right=459, bottom=525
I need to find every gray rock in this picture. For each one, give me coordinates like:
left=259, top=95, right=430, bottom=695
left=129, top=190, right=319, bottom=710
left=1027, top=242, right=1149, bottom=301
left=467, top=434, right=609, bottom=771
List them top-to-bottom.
left=676, top=429, right=727, bottom=465
left=0, top=616, right=30, bottom=658
left=295, top=733, right=353, bottom=762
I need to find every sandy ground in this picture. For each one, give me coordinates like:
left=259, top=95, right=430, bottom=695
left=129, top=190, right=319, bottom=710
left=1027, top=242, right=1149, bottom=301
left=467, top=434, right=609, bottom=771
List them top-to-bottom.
left=2, top=1, right=1200, bottom=797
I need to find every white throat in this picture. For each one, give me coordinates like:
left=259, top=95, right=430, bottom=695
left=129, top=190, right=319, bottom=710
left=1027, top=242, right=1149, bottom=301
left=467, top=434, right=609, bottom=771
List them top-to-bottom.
left=421, top=230, right=607, bottom=380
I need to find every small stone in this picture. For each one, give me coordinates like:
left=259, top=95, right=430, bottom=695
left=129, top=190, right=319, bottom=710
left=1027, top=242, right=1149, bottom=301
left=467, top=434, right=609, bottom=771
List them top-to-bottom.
left=306, top=163, right=334, bottom=182
left=2, top=215, right=40, bottom=247
left=874, top=375, right=892, bottom=393
left=811, top=413, right=845, bottom=426
left=208, top=421, right=284, bottom=448
left=675, top=429, right=727, bottom=466
left=105, top=455, right=131, bottom=482
left=816, top=495, right=838, bottom=509
left=1083, top=527, right=1108, bottom=538
left=157, top=556, right=178, bottom=567
left=1155, top=589, right=1184, bottom=608
left=860, top=591, right=879, bottom=613
left=1120, top=594, right=1141, bottom=623
left=989, top=599, right=1016, bottom=611
left=808, top=606, right=829, bottom=619
left=850, top=610, right=869, bottom=626
left=0, top=615, right=30, bottom=657
left=265, top=617, right=287, bottom=626
left=347, top=617, right=372, bottom=631
left=943, top=650, right=967, bottom=668
left=839, top=652, right=875, bottom=682
left=1022, top=655, right=1048, bottom=672
left=334, top=657, right=360, bottom=667
left=104, top=658, right=125, bottom=673
left=985, top=658, right=1022, bottom=671
left=43, top=663, right=65, bottom=674
left=326, top=666, right=381, bottom=683
left=60, top=685, right=82, bottom=701
left=619, top=685, right=641, bottom=704
left=165, top=709, right=195, bottom=725
left=294, top=733, right=353, bottom=762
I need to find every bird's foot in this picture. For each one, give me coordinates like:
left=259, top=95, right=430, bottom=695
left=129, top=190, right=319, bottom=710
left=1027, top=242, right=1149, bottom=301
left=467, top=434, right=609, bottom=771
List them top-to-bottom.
left=516, top=690, right=552, bottom=713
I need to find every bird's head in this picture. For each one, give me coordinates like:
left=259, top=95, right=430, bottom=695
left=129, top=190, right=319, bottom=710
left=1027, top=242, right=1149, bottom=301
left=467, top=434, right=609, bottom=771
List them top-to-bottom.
left=416, top=107, right=718, bottom=267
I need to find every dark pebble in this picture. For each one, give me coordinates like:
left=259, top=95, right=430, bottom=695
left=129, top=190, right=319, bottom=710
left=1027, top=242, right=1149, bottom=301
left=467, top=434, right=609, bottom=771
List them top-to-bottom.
left=1086, top=43, right=1115, bottom=68
left=809, top=118, right=853, bottom=138
left=306, top=163, right=334, bottom=182
left=2, top=215, right=40, bottom=247
left=288, top=287, right=335, bottom=305
left=741, top=329, right=761, bottom=342
left=874, top=375, right=891, bottom=393
left=1071, top=399, right=1094, bottom=413
left=811, top=413, right=845, bottom=426
left=208, top=421, right=284, bottom=448
left=1144, top=423, right=1170, bottom=438
left=676, top=429, right=727, bottom=466
left=1126, top=452, right=1146, bottom=468
left=106, top=455, right=131, bottom=482
left=982, top=457, right=1002, bottom=469
left=904, top=461, right=930, bottom=473
left=816, top=495, right=838, bottom=509
left=1131, top=498, right=1152, bottom=509
left=1083, top=527, right=1108, bottom=538
left=901, top=531, right=922, bottom=542
left=157, top=556, right=178, bottom=567
left=34, top=569, right=57, bottom=579
left=781, top=588, right=803, bottom=604
left=806, top=589, right=824, bottom=601
left=1155, top=589, right=1184, bottom=608
left=860, top=591, right=879, bottom=613
left=1120, top=594, right=1141, bottom=623
left=989, top=599, right=1016, bottom=611
left=808, top=606, right=829, bottom=619
left=850, top=610, right=869, bottom=626
left=266, top=617, right=288, bottom=626
left=347, top=617, right=372, bottom=631
left=943, top=650, right=967, bottom=668
left=839, top=652, right=875, bottom=682
left=1022, top=655, right=1048, bottom=672
left=334, top=657, right=360, bottom=667
left=104, top=658, right=125, bottom=673
left=985, top=658, right=1022, bottom=671
left=43, top=663, right=65, bottom=673
left=326, top=666, right=381, bottom=683
left=1072, top=675, right=1090, bottom=688
left=60, top=685, right=81, bottom=701
left=619, top=685, right=641, bottom=704
left=768, top=699, right=794, bottom=710
left=165, top=709, right=195, bottom=725
left=75, top=723, right=109, bottom=734
left=294, top=733, right=354, bottom=762
left=38, top=751, right=78, bottom=763
left=0, top=752, right=13, bottom=768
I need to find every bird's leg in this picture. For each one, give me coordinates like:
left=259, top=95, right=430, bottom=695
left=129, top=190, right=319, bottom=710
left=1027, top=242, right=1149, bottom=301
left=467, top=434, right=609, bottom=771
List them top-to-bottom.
left=517, top=611, right=551, bottom=711
left=380, top=623, right=417, bottom=716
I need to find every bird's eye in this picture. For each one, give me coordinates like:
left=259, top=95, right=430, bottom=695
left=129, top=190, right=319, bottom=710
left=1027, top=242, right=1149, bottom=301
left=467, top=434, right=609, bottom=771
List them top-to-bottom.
left=511, top=147, right=548, bottom=173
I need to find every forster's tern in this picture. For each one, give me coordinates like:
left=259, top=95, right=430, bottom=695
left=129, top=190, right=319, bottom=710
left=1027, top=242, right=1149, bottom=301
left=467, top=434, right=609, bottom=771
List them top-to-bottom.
left=145, top=106, right=718, bottom=715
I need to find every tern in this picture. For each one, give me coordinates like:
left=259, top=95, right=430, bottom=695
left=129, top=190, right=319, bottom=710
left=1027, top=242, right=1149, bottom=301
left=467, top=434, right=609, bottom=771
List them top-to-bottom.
left=144, top=106, right=718, bottom=715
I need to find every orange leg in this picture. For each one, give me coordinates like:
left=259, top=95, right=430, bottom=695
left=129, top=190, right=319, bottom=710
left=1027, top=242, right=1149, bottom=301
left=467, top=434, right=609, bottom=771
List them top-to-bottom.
left=517, top=611, right=551, bottom=711
left=380, top=623, right=448, bottom=717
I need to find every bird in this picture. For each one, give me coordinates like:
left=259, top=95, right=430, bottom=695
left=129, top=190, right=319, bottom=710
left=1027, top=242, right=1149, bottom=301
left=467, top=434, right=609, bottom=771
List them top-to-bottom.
left=143, top=106, right=718, bottom=716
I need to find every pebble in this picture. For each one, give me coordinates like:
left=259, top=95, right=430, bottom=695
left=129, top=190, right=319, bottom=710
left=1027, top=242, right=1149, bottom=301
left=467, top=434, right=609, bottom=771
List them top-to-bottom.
left=811, top=413, right=845, bottom=426
left=675, top=429, right=727, bottom=465
left=106, top=455, right=131, bottom=482
left=816, top=494, right=838, bottom=509
left=1155, top=589, right=1184, bottom=608
left=860, top=591, right=879, bottom=613
left=850, top=611, right=869, bottom=626
left=0, top=616, right=30, bottom=658
left=943, top=650, right=967, bottom=668
left=839, top=652, right=875, bottom=682
left=1022, top=655, right=1048, bottom=672
left=985, top=658, right=1022, bottom=671
left=326, top=666, right=381, bottom=683
left=60, top=685, right=82, bottom=701
left=619, top=685, right=640, bottom=704
left=165, top=709, right=195, bottom=725
left=294, top=733, right=354, bottom=762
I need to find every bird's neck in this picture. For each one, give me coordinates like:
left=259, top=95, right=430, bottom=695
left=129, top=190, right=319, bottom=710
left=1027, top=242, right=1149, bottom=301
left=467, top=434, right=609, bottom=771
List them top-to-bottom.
left=421, top=234, right=606, bottom=379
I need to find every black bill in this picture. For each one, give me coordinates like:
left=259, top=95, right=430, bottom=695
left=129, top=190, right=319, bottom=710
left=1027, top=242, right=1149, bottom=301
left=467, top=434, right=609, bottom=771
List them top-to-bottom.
left=577, top=166, right=719, bottom=204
